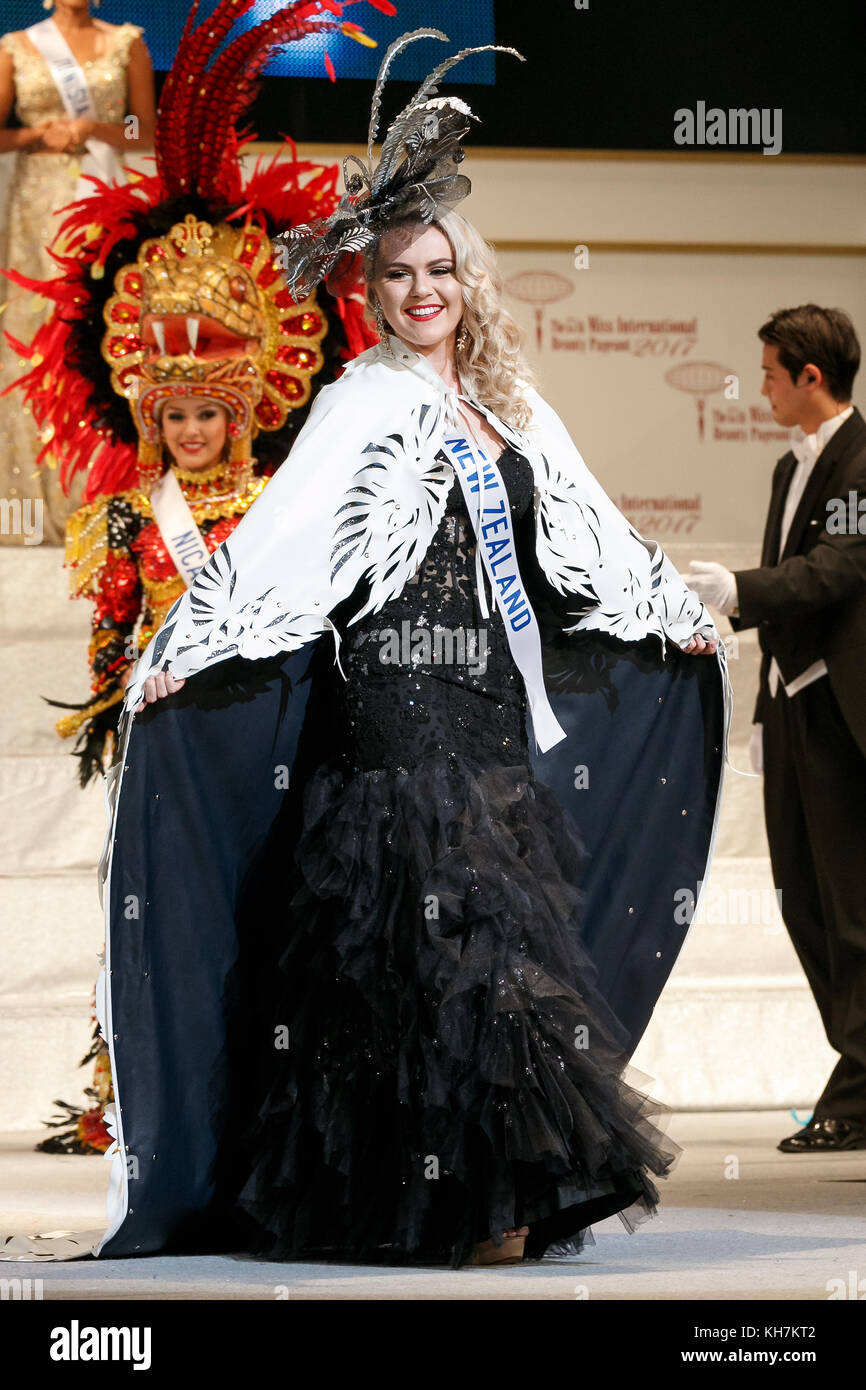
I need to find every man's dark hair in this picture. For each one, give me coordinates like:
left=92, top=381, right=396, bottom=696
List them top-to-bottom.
left=758, top=304, right=860, bottom=401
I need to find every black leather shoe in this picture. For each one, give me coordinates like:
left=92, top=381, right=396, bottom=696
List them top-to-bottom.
left=778, top=1118, right=866, bottom=1153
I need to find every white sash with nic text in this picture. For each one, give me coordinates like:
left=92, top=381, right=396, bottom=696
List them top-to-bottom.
left=148, top=470, right=210, bottom=588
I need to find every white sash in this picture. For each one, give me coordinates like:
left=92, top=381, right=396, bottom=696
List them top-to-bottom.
left=26, top=18, right=124, bottom=198
left=441, top=430, right=567, bottom=754
left=148, top=470, right=210, bottom=588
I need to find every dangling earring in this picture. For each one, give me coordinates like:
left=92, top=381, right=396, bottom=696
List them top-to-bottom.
left=374, top=300, right=396, bottom=358
left=456, top=323, right=468, bottom=352
left=226, top=418, right=253, bottom=489
left=221, top=419, right=239, bottom=463
left=138, top=441, right=166, bottom=489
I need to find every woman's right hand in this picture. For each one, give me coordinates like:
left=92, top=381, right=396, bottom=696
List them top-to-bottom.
left=134, top=669, right=186, bottom=714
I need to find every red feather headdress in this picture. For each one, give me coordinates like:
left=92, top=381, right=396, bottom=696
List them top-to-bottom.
left=2, top=0, right=390, bottom=502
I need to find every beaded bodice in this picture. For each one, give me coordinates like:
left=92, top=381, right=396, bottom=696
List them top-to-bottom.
left=329, top=444, right=537, bottom=775
left=65, top=461, right=267, bottom=677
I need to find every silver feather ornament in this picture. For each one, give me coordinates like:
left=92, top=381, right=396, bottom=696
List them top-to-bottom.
left=272, top=29, right=525, bottom=301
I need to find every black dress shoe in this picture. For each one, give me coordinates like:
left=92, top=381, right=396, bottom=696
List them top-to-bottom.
left=778, top=1117, right=866, bottom=1153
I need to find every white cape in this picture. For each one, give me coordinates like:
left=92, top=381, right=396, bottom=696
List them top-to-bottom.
left=123, top=332, right=716, bottom=721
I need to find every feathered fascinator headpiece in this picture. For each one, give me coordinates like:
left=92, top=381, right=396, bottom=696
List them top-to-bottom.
left=2, top=0, right=389, bottom=503
left=276, top=28, right=525, bottom=300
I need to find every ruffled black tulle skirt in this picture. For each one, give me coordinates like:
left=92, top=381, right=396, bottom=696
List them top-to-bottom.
left=232, top=750, right=679, bottom=1267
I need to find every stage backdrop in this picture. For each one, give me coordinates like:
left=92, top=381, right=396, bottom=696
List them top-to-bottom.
left=2, top=0, right=864, bottom=151
left=493, top=247, right=866, bottom=545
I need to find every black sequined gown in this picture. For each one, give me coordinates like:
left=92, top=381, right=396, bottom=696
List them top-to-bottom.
left=233, top=444, right=678, bottom=1267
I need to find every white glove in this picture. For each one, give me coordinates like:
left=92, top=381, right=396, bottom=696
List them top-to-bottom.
left=685, top=560, right=738, bottom=616
left=749, top=723, right=764, bottom=775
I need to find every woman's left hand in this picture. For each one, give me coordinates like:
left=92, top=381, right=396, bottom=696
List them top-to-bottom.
left=66, top=116, right=96, bottom=148
left=38, top=117, right=93, bottom=152
left=680, top=631, right=718, bottom=655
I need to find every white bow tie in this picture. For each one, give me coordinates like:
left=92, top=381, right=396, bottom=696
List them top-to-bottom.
left=789, top=407, right=853, bottom=471
left=790, top=429, right=820, bottom=471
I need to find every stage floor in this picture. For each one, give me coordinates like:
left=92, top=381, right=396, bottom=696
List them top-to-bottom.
left=2, top=1111, right=865, bottom=1300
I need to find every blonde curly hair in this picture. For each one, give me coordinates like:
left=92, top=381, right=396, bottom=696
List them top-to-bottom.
left=363, top=207, right=537, bottom=430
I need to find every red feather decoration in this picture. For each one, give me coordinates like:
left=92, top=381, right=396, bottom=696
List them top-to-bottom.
left=2, top=0, right=387, bottom=502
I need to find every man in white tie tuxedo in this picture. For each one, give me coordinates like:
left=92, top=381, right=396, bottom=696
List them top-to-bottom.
left=686, top=304, right=866, bottom=1152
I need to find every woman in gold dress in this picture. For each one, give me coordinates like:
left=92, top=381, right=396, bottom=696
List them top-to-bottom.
left=0, top=0, right=155, bottom=543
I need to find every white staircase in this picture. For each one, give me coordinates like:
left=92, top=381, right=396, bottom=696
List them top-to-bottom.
left=0, top=542, right=836, bottom=1129
left=0, top=544, right=107, bottom=1133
